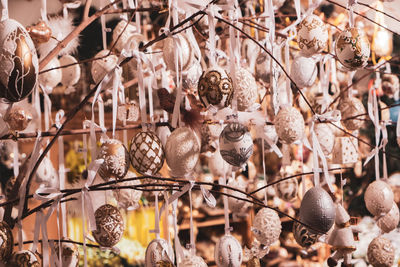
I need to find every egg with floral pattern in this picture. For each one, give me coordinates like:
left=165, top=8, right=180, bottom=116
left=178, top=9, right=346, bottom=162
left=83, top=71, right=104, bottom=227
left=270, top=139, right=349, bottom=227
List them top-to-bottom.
left=297, top=14, right=328, bottom=56
left=335, top=28, right=370, bottom=69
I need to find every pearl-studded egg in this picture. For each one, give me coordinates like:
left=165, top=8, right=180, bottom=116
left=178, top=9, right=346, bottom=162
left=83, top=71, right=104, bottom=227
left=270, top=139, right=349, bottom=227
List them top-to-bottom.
left=297, top=14, right=328, bottom=56
left=0, top=19, right=39, bottom=102
left=335, top=28, right=370, bottom=70
left=163, top=33, right=194, bottom=73
left=91, top=49, right=121, bottom=84
left=290, top=55, right=317, bottom=88
left=39, top=57, right=62, bottom=89
left=198, top=67, right=234, bottom=109
left=235, top=68, right=258, bottom=111
left=338, top=97, right=366, bottom=131
left=274, top=106, right=305, bottom=144
left=219, top=123, right=253, bottom=167
left=314, top=123, right=335, bottom=156
left=165, top=127, right=200, bottom=177
left=130, top=131, right=164, bottom=175
left=97, top=139, right=130, bottom=180
left=112, top=171, right=142, bottom=210
left=364, top=180, right=394, bottom=216
left=299, top=187, right=336, bottom=234
left=377, top=202, right=399, bottom=233
left=92, top=204, right=124, bottom=248
left=252, top=208, right=282, bottom=246
left=0, top=221, right=13, bottom=262
left=293, top=221, right=319, bottom=248
left=214, top=235, right=243, bottom=267
left=367, top=236, right=395, bottom=267
left=54, top=238, right=79, bottom=267
left=145, top=238, right=175, bottom=266
left=9, top=250, right=40, bottom=266
left=180, top=255, right=208, bottom=267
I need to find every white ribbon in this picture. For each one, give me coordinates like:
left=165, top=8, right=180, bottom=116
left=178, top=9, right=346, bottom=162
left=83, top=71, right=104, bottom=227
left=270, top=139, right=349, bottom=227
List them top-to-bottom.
left=0, top=0, right=7, bottom=21
left=41, top=0, right=48, bottom=22
left=348, top=0, right=358, bottom=28
left=63, top=1, right=81, bottom=18
left=206, top=4, right=221, bottom=67
left=111, top=67, right=121, bottom=138
left=366, top=87, right=381, bottom=180
left=397, top=109, right=400, bottom=146
left=12, top=141, right=19, bottom=178
left=219, top=177, right=232, bottom=235
left=187, top=180, right=195, bottom=256
left=32, top=187, right=63, bottom=267
left=171, top=188, right=184, bottom=266
left=149, top=192, right=161, bottom=238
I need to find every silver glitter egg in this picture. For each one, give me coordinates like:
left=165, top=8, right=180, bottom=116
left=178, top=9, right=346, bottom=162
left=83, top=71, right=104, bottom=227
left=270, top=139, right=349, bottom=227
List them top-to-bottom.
left=364, top=180, right=394, bottom=216
left=214, top=235, right=243, bottom=267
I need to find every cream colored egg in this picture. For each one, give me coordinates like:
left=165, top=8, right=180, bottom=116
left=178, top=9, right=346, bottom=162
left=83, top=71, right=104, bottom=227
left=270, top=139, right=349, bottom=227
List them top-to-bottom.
left=297, top=14, right=328, bottom=56
left=112, top=20, right=138, bottom=52
left=335, top=28, right=370, bottom=70
left=163, top=33, right=194, bottom=73
left=91, top=49, right=121, bottom=84
left=59, top=55, right=80, bottom=88
left=290, top=55, right=317, bottom=88
left=39, top=57, right=62, bottom=89
left=235, top=68, right=258, bottom=111
left=338, top=97, right=366, bottom=131
left=274, top=106, right=305, bottom=144
left=314, top=123, right=335, bottom=156
left=208, top=149, right=231, bottom=178
left=112, top=171, right=142, bottom=211
left=365, top=180, right=394, bottom=216
left=377, top=202, right=400, bottom=233
left=252, top=208, right=282, bottom=246
left=215, top=235, right=243, bottom=267
left=367, top=236, right=395, bottom=267
left=54, top=238, right=79, bottom=267
left=145, top=238, right=174, bottom=267
left=9, top=250, right=39, bottom=266
left=180, top=255, right=208, bottom=267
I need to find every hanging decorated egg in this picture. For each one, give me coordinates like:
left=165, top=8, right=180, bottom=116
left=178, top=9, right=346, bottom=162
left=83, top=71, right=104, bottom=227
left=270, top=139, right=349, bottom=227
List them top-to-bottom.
left=297, top=14, right=328, bottom=56
left=0, top=19, right=38, bottom=102
left=112, top=20, right=138, bottom=52
left=335, top=28, right=370, bottom=69
left=163, top=33, right=194, bottom=73
left=91, top=49, right=120, bottom=84
left=59, top=55, right=81, bottom=89
left=290, top=55, right=317, bottom=88
left=39, top=57, right=62, bottom=89
left=182, top=61, right=202, bottom=93
left=198, top=67, right=234, bottom=109
left=235, top=68, right=258, bottom=111
left=381, top=74, right=399, bottom=98
left=338, top=97, right=366, bottom=131
left=118, top=100, right=140, bottom=123
left=3, top=106, right=33, bottom=131
left=274, top=106, right=305, bottom=144
left=219, top=123, right=253, bottom=167
left=314, top=123, right=335, bottom=156
left=165, top=127, right=200, bottom=177
left=130, top=131, right=165, bottom=175
left=97, top=139, right=130, bottom=181
left=208, top=149, right=231, bottom=178
left=36, top=155, right=59, bottom=188
left=112, top=171, right=142, bottom=210
left=227, top=176, right=251, bottom=213
left=275, top=176, right=298, bottom=202
left=364, top=180, right=394, bottom=216
left=299, top=187, right=336, bottom=234
left=377, top=202, right=399, bottom=233
left=92, top=204, right=124, bottom=248
left=252, top=208, right=282, bottom=246
left=0, top=221, right=13, bottom=262
left=292, top=221, right=319, bottom=248
left=215, top=234, right=243, bottom=267
left=367, top=236, right=395, bottom=267
left=54, top=238, right=79, bottom=267
left=145, top=238, right=175, bottom=267
left=9, top=250, right=40, bottom=266
left=180, top=255, right=208, bottom=267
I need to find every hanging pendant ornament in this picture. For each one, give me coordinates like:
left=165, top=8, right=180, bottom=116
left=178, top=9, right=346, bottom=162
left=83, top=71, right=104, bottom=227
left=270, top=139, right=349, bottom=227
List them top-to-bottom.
left=297, top=14, right=328, bottom=56
left=0, top=17, right=39, bottom=102
left=111, top=19, right=138, bottom=52
left=335, top=28, right=370, bottom=70
left=163, top=33, right=194, bottom=73
left=91, top=49, right=121, bottom=85
left=59, top=54, right=81, bottom=94
left=39, top=56, right=62, bottom=90
left=198, top=67, right=234, bottom=109
left=381, top=73, right=399, bottom=98
left=3, top=105, right=33, bottom=131
left=274, top=106, right=305, bottom=144
left=219, top=122, right=253, bottom=167
left=314, top=123, right=335, bottom=156
left=130, top=131, right=165, bottom=175
left=97, top=139, right=130, bottom=181
left=112, top=171, right=142, bottom=210
left=275, top=174, right=298, bottom=202
left=227, top=176, right=251, bottom=213
left=364, top=180, right=394, bottom=216
left=376, top=201, right=400, bottom=233
left=92, top=204, right=124, bottom=248
left=0, top=221, right=13, bottom=262
left=293, top=221, right=319, bottom=248
left=215, top=234, right=243, bottom=267
left=367, top=236, right=395, bottom=267
left=9, top=250, right=40, bottom=266
left=180, top=255, right=208, bottom=267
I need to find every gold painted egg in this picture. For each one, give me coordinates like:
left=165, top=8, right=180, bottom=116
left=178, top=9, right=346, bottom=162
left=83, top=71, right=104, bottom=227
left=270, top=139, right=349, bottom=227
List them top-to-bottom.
left=335, top=28, right=370, bottom=70
left=92, top=204, right=124, bottom=248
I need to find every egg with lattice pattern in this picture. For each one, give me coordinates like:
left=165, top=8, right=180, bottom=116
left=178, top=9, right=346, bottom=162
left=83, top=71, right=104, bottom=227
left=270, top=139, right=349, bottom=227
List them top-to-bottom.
left=297, top=14, right=328, bottom=56
left=335, top=28, right=370, bottom=70
left=274, top=106, right=305, bottom=144
left=130, top=131, right=164, bottom=175
left=97, top=139, right=130, bottom=181
left=92, top=204, right=124, bottom=248
left=252, top=208, right=282, bottom=246
left=0, top=221, right=13, bottom=262
left=215, top=235, right=243, bottom=267
left=367, top=236, right=395, bottom=267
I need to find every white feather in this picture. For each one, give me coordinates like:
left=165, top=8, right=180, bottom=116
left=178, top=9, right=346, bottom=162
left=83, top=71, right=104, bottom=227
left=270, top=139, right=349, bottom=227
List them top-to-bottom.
left=37, top=16, right=79, bottom=57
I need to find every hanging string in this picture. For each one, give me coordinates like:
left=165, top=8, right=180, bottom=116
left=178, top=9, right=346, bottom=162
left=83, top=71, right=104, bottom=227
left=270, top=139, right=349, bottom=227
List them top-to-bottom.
left=0, top=0, right=7, bottom=21
left=41, top=0, right=48, bottom=22
left=348, top=0, right=357, bottom=28
left=188, top=182, right=195, bottom=256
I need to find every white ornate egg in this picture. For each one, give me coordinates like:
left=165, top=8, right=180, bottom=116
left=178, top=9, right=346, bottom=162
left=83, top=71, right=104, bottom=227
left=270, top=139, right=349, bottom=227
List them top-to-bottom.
left=297, top=14, right=328, bottom=56
left=0, top=19, right=39, bottom=102
left=112, top=20, right=138, bottom=52
left=335, top=28, right=370, bottom=70
left=163, top=33, right=194, bottom=73
left=91, top=49, right=121, bottom=84
left=255, top=52, right=272, bottom=83
left=59, top=55, right=80, bottom=88
left=290, top=55, right=317, bottom=88
left=39, top=57, right=62, bottom=89
left=182, top=61, right=202, bottom=92
left=198, top=67, right=234, bottom=109
left=235, top=68, right=258, bottom=111
left=338, top=97, right=366, bottom=131
left=274, top=106, right=305, bottom=144
left=219, top=123, right=253, bottom=167
left=314, top=123, right=335, bottom=156
left=165, top=127, right=200, bottom=177
left=130, top=131, right=164, bottom=175
left=97, top=139, right=130, bottom=180
left=36, top=155, right=59, bottom=188
left=113, top=171, right=142, bottom=210
left=364, top=180, right=394, bottom=216
left=299, top=187, right=335, bottom=234
left=377, top=202, right=399, bottom=233
left=92, top=204, right=124, bottom=248
left=252, top=208, right=282, bottom=246
left=0, top=221, right=13, bottom=262
left=215, top=235, right=243, bottom=267
left=367, top=236, right=395, bottom=267
left=54, top=238, right=79, bottom=267
left=145, top=238, right=175, bottom=267
left=9, top=250, right=40, bottom=266
left=180, top=255, right=208, bottom=267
